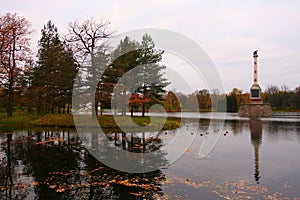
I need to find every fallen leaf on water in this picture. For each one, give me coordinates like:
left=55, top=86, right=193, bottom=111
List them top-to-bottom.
left=29, top=182, right=39, bottom=186
left=49, top=185, right=56, bottom=189
left=55, top=187, right=66, bottom=193
left=129, top=192, right=142, bottom=197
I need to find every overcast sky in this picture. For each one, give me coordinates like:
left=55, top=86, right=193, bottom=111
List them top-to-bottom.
left=1, top=0, right=299, bottom=93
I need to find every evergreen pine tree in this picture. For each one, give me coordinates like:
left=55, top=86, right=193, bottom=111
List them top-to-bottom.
left=32, top=21, right=78, bottom=113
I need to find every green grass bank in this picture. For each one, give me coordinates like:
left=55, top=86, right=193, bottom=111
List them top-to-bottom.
left=0, top=113, right=180, bottom=131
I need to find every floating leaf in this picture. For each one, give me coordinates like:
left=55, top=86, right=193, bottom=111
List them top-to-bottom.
left=49, top=185, right=56, bottom=189
left=55, top=187, right=66, bottom=193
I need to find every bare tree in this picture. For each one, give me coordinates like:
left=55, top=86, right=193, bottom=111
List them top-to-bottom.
left=0, top=13, right=32, bottom=117
left=66, top=18, right=113, bottom=119
left=264, top=85, right=279, bottom=107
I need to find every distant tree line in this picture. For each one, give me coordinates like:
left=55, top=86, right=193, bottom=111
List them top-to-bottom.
left=162, top=85, right=300, bottom=113
left=264, top=85, right=300, bottom=111
left=163, top=89, right=235, bottom=113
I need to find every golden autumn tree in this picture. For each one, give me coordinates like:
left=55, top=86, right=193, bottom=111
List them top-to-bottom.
left=0, top=13, right=31, bottom=117
left=164, top=91, right=181, bottom=112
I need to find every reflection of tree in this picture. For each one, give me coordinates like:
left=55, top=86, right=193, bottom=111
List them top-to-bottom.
left=249, top=119, right=262, bottom=184
left=230, top=120, right=239, bottom=135
left=267, top=121, right=300, bottom=142
left=87, top=128, right=169, bottom=173
left=0, top=129, right=167, bottom=199
left=106, top=132, right=163, bottom=153
left=0, top=134, right=28, bottom=200
left=4, top=134, right=13, bottom=199
left=62, top=155, right=166, bottom=200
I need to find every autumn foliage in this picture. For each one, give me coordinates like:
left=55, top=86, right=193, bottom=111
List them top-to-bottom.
left=0, top=13, right=31, bottom=117
left=128, top=93, right=152, bottom=116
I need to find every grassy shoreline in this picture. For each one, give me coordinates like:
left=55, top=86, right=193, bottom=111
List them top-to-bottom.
left=0, top=113, right=181, bottom=131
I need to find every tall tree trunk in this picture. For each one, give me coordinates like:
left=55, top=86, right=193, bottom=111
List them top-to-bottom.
left=7, top=36, right=17, bottom=117
left=91, top=51, right=98, bottom=120
left=7, top=78, right=13, bottom=117
left=122, top=89, right=126, bottom=116
left=91, top=95, right=97, bottom=119
left=37, top=97, right=41, bottom=114
left=95, top=100, right=99, bottom=117
left=113, top=100, right=117, bottom=116
left=100, top=102, right=103, bottom=116
left=67, top=103, right=70, bottom=114
left=51, top=104, right=54, bottom=114
left=142, top=104, right=145, bottom=117
left=114, top=106, right=117, bottom=116
left=130, top=106, right=134, bottom=117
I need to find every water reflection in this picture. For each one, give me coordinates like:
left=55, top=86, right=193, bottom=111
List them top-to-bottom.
left=0, top=116, right=300, bottom=199
left=249, top=119, right=262, bottom=184
left=0, top=130, right=166, bottom=199
left=4, top=134, right=13, bottom=199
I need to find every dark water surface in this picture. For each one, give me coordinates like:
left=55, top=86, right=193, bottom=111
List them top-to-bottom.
left=0, top=113, right=299, bottom=199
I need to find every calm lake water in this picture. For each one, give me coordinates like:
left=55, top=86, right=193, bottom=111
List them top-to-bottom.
left=0, top=112, right=300, bottom=199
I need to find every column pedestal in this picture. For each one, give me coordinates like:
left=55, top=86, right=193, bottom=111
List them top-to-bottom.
left=239, top=102, right=272, bottom=117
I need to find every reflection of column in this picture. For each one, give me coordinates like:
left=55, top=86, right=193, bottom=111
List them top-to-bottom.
left=249, top=119, right=262, bottom=184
